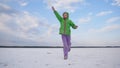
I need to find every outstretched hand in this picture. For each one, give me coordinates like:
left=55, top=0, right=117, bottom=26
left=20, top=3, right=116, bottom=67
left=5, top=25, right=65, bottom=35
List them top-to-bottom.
left=52, top=6, right=55, bottom=11
left=75, top=26, right=78, bottom=29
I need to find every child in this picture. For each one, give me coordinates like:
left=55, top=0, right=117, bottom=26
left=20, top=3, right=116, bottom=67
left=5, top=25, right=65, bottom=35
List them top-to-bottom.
left=52, top=6, right=78, bottom=60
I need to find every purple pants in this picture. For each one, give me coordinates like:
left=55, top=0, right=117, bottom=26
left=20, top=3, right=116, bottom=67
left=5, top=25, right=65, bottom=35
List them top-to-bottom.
left=61, top=34, right=71, bottom=57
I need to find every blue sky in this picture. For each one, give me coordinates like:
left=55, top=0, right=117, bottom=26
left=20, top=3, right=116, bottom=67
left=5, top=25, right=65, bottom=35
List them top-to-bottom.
left=0, top=0, right=120, bottom=46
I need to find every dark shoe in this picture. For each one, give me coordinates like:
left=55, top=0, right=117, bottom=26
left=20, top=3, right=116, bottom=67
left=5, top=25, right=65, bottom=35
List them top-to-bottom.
left=68, top=48, right=71, bottom=52
left=64, top=56, right=68, bottom=60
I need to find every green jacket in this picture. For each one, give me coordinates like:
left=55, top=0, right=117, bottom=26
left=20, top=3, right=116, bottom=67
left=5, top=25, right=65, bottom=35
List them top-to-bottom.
left=54, top=10, right=77, bottom=35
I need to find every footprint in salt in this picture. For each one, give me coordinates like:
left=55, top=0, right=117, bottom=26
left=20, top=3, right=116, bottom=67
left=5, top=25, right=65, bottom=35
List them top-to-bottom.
left=47, top=52, right=52, bottom=54
left=18, top=61, right=22, bottom=63
left=34, top=61, right=38, bottom=63
left=0, top=63, right=8, bottom=67
left=68, top=63, right=72, bottom=66
left=95, top=63, right=101, bottom=67
left=3, top=64, right=8, bottom=67
left=45, top=64, right=50, bottom=66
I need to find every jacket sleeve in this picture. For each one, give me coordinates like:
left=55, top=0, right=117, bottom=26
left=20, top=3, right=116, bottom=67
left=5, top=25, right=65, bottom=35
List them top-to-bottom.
left=54, top=10, right=62, bottom=23
left=70, top=20, right=77, bottom=29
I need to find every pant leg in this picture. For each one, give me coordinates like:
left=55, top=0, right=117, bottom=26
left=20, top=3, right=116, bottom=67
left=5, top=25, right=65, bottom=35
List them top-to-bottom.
left=61, top=34, right=68, bottom=57
left=66, top=35, right=71, bottom=52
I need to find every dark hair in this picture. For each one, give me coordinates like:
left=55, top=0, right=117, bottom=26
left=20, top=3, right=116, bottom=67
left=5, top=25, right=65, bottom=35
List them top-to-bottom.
left=63, top=12, right=69, bottom=17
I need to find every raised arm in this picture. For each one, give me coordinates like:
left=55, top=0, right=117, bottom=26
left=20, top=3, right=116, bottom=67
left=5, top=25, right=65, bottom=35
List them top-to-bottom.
left=52, top=6, right=62, bottom=23
left=52, top=6, right=55, bottom=11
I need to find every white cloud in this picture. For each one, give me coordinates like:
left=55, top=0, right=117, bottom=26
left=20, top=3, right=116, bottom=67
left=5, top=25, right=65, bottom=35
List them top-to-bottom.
left=0, top=0, right=28, bottom=6
left=18, top=0, right=28, bottom=6
left=45, top=0, right=86, bottom=12
left=112, top=0, right=120, bottom=6
left=20, top=2, right=28, bottom=6
left=0, top=3, right=11, bottom=10
left=0, top=3, right=58, bottom=43
left=0, top=10, right=60, bottom=45
left=96, top=11, right=113, bottom=16
left=0, top=13, right=36, bottom=39
left=0, top=13, right=12, bottom=23
left=15, top=13, right=39, bottom=32
left=78, top=16, right=91, bottom=24
left=106, top=17, right=120, bottom=23
left=46, top=24, right=59, bottom=36
left=89, top=25, right=120, bottom=33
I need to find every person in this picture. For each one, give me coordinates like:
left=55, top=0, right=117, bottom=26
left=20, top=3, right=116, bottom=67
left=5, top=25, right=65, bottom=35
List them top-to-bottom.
left=52, top=6, right=78, bottom=60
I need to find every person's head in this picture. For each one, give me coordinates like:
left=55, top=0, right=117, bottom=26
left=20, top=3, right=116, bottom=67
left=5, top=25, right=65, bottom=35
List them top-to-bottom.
left=63, top=12, right=69, bottom=19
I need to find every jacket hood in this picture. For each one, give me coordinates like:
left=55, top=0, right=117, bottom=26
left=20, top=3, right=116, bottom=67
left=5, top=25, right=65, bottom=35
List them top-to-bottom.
left=63, top=12, right=69, bottom=19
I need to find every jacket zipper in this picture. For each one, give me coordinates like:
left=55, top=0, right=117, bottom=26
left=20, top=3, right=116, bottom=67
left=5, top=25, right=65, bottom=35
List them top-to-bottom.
left=64, top=20, right=66, bottom=34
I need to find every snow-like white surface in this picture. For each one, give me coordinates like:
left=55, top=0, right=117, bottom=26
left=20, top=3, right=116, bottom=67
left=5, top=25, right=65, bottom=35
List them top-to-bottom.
left=0, top=48, right=120, bottom=68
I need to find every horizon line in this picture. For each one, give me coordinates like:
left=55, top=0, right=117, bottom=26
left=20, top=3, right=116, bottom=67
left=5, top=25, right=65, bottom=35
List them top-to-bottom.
left=0, top=46, right=120, bottom=48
